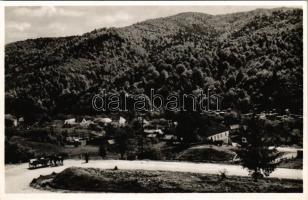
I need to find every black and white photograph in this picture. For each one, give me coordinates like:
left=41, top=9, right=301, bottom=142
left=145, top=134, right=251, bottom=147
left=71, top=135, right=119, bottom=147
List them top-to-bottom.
left=1, top=0, right=307, bottom=198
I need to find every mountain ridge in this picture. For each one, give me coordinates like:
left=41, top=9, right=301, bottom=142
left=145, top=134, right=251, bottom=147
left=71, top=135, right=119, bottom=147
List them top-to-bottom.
left=5, top=7, right=296, bottom=45
left=5, top=8, right=303, bottom=121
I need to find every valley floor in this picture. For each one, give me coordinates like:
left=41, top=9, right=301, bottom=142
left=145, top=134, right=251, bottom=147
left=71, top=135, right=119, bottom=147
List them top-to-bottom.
left=5, top=159, right=303, bottom=193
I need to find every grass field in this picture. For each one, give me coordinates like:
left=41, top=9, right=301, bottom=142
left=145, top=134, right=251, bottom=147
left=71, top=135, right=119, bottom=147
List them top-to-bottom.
left=5, top=136, right=120, bottom=163
left=7, top=136, right=302, bottom=170
left=176, top=145, right=236, bottom=163
left=278, top=158, right=303, bottom=169
left=30, top=167, right=303, bottom=193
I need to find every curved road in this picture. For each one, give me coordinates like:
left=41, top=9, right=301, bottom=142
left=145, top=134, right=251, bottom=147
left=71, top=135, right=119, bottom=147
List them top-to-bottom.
left=5, top=159, right=303, bottom=193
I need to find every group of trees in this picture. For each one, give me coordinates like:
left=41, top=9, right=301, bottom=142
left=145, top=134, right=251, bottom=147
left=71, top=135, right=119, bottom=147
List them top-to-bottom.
left=98, top=120, right=163, bottom=160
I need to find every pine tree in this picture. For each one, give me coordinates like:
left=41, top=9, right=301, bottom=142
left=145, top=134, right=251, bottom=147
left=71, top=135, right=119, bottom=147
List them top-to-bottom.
left=237, top=113, right=282, bottom=181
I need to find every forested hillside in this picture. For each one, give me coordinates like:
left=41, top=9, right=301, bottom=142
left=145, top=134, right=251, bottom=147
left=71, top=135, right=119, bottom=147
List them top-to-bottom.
left=5, top=8, right=303, bottom=122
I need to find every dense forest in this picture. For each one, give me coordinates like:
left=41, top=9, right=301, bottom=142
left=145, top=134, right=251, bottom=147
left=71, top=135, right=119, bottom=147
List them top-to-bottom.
left=5, top=8, right=303, bottom=122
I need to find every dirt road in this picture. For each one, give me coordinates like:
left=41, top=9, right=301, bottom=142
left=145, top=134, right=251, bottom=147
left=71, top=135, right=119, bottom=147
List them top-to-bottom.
left=5, top=159, right=303, bottom=193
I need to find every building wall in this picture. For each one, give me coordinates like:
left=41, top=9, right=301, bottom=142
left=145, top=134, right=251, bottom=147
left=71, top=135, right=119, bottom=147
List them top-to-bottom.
left=208, top=131, right=230, bottom=143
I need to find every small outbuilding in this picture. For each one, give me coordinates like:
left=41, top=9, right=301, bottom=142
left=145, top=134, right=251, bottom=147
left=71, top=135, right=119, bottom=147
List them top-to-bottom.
left=5, top=114, right=17, bottom=127
left=94, top=117, right=112, bottom=125
left=119, top=117, right=126, bottom=126
left=64, top=118, right=76, bottom=125
left=80, top=118, right=94, bottom=127
left=144, top=129, right=163, bottom=135
left=207, top=131, right=230, bottom=144
left=147, top=133, right=157, bottom=138
left=163, top=134, right=177, bottom=141
left=107, top=139, right=115, bottom=145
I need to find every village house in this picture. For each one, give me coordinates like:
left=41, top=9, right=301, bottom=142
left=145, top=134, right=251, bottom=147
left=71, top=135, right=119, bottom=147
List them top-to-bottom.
left=5, top=114, right=18, bottom=127
left=118, top=116, right=126, bottom=127
left=18, top=117, right=24, bottom=123
left=94, top=117, right=112, bottom=126
left=64, top=118, right=77, bottom=125
left=80, top=118, right=94, bottom=127
left=142, top=119, right=150, bottom=127
left=167, top=120, right=175, bottom=129
left=205, top=123, right=244, bottom=146
left=229, top=124, right=240, bottom=134
left=230, top=124, right=240, bottom=130
left=144, top=128, right=163, bottom=135
left=90, top=130, right=106, bottom=139
left=207, top=130, right=230, bottom=144
left=146, top=133, right=157, bottom=138
left=163, top=134, right=177, bottom=141
left=65, top=136, right=82, bottom=147
left=107, top=139, right=115, bottom=145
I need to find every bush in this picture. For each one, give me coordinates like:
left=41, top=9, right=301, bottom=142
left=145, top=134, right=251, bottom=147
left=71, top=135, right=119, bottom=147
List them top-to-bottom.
left=5, top=135, right=65, bottom=163
left=5, top=141, right=34, bottom=163
left=99, top=144, right=106, bottom=158
left=137, top=147, right=163, bottom=160
left=177, top=147, right=235, bottom=162
left=127, top=153, right=137, bottom=160
left=219, top=169, right=228, bottom=181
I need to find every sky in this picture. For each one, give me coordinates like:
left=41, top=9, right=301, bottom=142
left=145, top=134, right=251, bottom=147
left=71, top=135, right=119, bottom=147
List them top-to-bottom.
left=5, top=6, right=287, bottom=44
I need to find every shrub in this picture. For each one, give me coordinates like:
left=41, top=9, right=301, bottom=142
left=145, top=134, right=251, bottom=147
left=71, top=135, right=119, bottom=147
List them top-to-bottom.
left=5, top=141, right=34, bottom=163
left=99, top=144, right=107, bottom=158
left=138, top=146, right=163, bottom=160
left=219, top=169, right=228, bottom=181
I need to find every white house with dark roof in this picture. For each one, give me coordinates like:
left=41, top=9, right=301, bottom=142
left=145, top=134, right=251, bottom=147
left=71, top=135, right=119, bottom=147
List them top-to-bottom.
left=5, top=114, right=17, bottom=127
left=119, top=116, right=126, bottom=126
left=64, top=118, right=77, bottom=125
left=80, top=118, right=94, bottom=127
left=230, top=124, right=240, bottom=130
left=144, top=129, right=163, bottom=135
left=207, top=130, right=230, bottom=144
left=146, top=133, right=157, bottom=138
left=163, top=134, right=177, bottom=141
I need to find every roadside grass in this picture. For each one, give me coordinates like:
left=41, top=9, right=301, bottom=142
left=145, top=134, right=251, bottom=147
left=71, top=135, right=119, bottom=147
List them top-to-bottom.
left=5, top=136, right=65, bottom=163
left=5, top=136, right=119, bottom=163
left=6, top=136, right=303, bottom=169
left=9, top=136, right=64, bottom=154
left=62, top=145, right=99, bottom=158
left=176, top=145, right=235, bottom=163
left=278, top=158, right=303, bottom=169
left=30, top=167, right=303, bottom=193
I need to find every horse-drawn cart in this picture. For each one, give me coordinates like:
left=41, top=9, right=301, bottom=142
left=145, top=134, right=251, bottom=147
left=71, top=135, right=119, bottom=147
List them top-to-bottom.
left=28, top=155, right=64, bottom=169
left=28, top=157, right=49, bottom=168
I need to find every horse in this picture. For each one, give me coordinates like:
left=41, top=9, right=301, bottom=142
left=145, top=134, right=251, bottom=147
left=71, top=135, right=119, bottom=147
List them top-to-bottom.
left=48, top=154, right=64, bottom=166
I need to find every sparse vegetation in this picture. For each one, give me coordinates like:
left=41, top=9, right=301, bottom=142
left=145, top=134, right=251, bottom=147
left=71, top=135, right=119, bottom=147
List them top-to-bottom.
left=177, top=145, right=235, bottom=163
left=30, top=167, right=303, bottom=192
